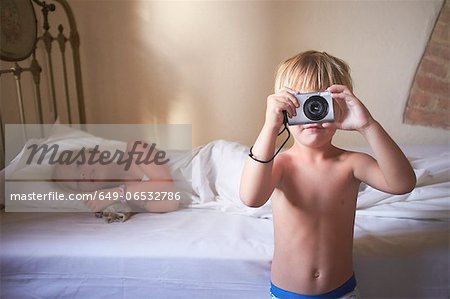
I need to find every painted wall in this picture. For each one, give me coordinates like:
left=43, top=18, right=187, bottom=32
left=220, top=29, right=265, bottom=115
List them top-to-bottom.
left=68, top=0, right=448, bottom=147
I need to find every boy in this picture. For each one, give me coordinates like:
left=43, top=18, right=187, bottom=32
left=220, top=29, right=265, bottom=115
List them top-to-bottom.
left=239, top=51, right=416, bottom=299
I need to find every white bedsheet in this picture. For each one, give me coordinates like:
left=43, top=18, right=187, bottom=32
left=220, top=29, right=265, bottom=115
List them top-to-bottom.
left=1, top=131, right=449, bottom=298
left=187, top=141, right=450, bottom=221
left=355, top=150, right=450, bottom=220
left=1, top=209, right=448, bottom=298
left=1, top=209, right=273, bottom=299
left=353, top=215, right=449, bottom=298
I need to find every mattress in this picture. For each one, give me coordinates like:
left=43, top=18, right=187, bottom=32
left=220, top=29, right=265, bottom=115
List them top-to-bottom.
left=0, top=209, right=448, bottom=298
left=0, top=209, right=274, bottom=299
left=353, top=215, right=449, bottom=298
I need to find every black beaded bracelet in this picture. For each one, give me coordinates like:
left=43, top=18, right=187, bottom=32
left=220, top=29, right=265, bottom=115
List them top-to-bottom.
left=248, top=123, right=290, bottom=164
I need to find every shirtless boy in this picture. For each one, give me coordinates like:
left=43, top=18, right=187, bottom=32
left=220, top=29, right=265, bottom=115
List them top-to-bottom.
left=240, top=50, right=416, bottom=298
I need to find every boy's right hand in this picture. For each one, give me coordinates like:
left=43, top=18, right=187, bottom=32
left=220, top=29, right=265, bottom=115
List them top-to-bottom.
left=265, top=88, right=299, bottom=131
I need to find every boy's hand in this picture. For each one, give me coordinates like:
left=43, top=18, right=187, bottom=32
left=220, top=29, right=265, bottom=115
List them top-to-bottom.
left=327, top=85, right=375, bottom=132
left=265, top=88, right=299, bottom=131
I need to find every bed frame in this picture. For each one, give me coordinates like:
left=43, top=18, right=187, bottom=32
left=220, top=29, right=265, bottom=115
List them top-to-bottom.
left=0, top=0, right=86, bottom=168
left=1, top=3, right=449, bottom=299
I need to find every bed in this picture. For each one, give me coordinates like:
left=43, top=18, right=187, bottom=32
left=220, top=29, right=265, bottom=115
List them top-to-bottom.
left=1, top=1, right=449, bottom=299
left=1, top=132, right=449, bottom=298
left=1, top=207, right=448, bottom=299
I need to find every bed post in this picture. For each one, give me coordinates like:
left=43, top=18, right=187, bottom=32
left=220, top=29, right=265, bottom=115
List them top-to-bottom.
left=33, top=0, right=86, bottom=124
left=53, top=0, right=86, bottom=124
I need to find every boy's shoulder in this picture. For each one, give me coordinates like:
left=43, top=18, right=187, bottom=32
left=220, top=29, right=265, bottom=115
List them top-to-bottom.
left=334, top=147, right=374, bottom=162
left=333, top=148, right=378, bottom=175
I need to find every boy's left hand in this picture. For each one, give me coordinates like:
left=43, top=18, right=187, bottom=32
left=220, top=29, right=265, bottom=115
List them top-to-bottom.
left=327, top=85, right=375, bottom=132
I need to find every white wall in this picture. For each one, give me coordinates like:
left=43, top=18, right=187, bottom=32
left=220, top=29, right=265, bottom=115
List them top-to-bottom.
left=69, top=0, right=448, bottom=147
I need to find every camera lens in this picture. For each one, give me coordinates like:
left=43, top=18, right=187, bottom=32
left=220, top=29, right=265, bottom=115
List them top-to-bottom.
left=303, top=96, right=329, bottom=121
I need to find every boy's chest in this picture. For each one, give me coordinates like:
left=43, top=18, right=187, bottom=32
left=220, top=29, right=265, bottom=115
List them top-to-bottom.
left=278, top=161, right=358, bottom=210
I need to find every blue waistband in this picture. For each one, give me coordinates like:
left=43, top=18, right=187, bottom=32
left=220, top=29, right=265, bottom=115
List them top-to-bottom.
left=270, top=274, right=356, bottom=299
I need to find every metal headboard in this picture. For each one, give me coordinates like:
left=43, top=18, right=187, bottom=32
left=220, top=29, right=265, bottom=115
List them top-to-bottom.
left=0, top=0, right=86, bottom=168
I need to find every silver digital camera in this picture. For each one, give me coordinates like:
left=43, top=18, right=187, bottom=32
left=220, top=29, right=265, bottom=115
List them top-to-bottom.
left=286, top=91, right=334, bottom=125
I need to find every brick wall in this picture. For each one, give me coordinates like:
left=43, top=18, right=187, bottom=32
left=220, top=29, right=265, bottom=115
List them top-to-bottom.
left=404, top=0, right=449, bottom=129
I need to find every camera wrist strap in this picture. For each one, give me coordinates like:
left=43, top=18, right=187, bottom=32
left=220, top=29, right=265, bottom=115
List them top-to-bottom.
left=248, top=122, right=290, bottom=163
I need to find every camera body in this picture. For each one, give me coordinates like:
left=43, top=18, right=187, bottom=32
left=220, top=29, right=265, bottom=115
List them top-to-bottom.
left=285, top=91, right=334, bottom=125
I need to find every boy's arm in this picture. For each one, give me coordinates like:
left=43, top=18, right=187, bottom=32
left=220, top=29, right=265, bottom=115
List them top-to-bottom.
left=328, top=85, right=416, bottom=194
left=240, top=88, right=298, bottom=207
left=354, top=121, right=416, bottom=194
left=240, top=125, right=282, bottom=207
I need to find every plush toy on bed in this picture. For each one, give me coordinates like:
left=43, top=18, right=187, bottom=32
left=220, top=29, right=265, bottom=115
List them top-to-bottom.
left=94, top=203, right=134, bottom=223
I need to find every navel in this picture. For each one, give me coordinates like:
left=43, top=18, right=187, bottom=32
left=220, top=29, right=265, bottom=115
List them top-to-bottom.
left=313, top=270, right=320, bottom=279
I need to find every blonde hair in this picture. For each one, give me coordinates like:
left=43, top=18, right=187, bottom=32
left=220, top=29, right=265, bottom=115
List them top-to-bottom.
left=274, top=50, right=353, bottom=93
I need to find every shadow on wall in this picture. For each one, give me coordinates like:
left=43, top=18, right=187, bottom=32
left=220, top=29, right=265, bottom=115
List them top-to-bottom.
left=76, top=1, right=277, bottom=146
left=134, top=1, right=215, bottom=133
